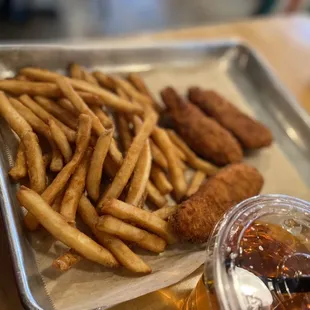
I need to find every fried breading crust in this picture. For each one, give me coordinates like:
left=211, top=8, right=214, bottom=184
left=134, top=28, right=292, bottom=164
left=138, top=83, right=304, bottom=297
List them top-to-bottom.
left=161, top=87, right=243, bottom=166
left=188, top=87, right=273, bottom=149
left=169, top=163, right=264, bottom=243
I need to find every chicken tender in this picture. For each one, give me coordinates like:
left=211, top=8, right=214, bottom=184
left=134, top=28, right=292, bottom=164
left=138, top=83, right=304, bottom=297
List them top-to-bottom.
left=161, top=87, right=243, bottom=166
left=188, top=87, right=273, bottom=149
left=169, top=163, right=263, bottom=243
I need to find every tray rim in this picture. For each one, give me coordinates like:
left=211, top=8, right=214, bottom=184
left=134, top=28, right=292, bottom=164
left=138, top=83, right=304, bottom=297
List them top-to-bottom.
left=0, top=38, right=309, bottom=310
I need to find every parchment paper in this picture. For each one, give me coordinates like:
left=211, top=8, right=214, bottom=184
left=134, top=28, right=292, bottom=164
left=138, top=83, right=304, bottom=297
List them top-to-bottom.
left=30, top=60, right=310, bottom=310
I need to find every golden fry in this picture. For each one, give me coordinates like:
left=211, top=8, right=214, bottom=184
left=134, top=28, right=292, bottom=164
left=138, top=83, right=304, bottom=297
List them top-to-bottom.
left=69, top=63, right=84, bottom=80
left=20, top=68, right=143, bottom=114
left=83, top=71, right=99, bottom=86
left=93, top=71, right=116, bottom=90
left=15, top=75, right=30, bottom=81
left=56, top=76, right=104, bottom=136
left=113, top=76, right=153, bottom=107
left=57, top=77, right=123, bottom=165
left=0, top=80, right=61, bottom=97
left=0, top=91, right=32, bottom=138
left=78, top=91, right=106, bottom=107
left=20, top=95, right=76, bottom=143
left=34, top=96, right=78, bottom=129
left=10, top=98, right=64, bottom=172
left=57, top=98, right=78, bottom=116
left=90, top=106, right=113, bottom=129
left=98, top=110, right=158, bottom=201
left=24, top=114, right=92, bottom=231
left=115, top=114, right=132, bottom=152
left=49, top=119, right=72, bottom=163
left=152, top=128, right=187, bottom=201
left=86, top=130, right=113, bottom=201
left=167, top=130, right=219, bottom=175
left=22, top=131, right=46, bottom=193
left=125, top=140, right=151, bottom=206
left=149, top=140, right=168, bottom=170
left=9, top=142, right=27, bottom=180
left=60, top=148, right=92, bottom=224
left=150, top=164, right=173, bottom=195
left=186, top=170, right=206, bottom=197
left=146, top=181, right=167, bottom=208
left=18, top=186, right=119, bottom=268
left=78, top=196, right=151, bottom=274
left=100, top=199, right=177, bottom=244
left=153, top=205, right=178, bottom=220
left=96, top=215, right=166, bottom=253
left=53, top=249, right=82, bottom=271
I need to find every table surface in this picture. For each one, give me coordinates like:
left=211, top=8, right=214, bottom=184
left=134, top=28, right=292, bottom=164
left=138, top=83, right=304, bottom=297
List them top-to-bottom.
left=1, top=13, right=310, bottom=310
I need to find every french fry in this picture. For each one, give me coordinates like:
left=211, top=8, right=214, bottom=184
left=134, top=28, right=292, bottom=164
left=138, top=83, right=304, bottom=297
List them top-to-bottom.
left=69, top=63, right=84, bottom=80
left=70, top=64, right=99, bottom=85
left=20, top=68, right=143, bottom=114
left=83, top=70, right=99, bottom=86
left=93, top=71, right=117, bottom=90
left=127, top=73, right=153, bottom=98
left=127, top=73, right=161, bottom=112
left=15, top=75, right=30, bottom=81
left=56, top=76, right=105, bottom=135
left=112, top=76, right=153, bottom=107
left=57, top=77, right=123, bottom=165
left=0, top=80, right=61, bottom=97
left=0, top=91, right=32, bottom=138
left=78, top=91, right=106, bottom=107
left=19, top=95, right=76, bottom=143
left=34, top=96, right=78, bottom=129
left=9, top=97, right=63, bottom=172
left=57, top=98, right=78, bottom=116
left=90, top=106, right=113, bottom=129
left=98, top=110, right=158, bottom=201
left=115, top=113, right=132, bottom=152
left=24, top=114, right=92, bottom=231
left=49, top=119, right=72, bottom=163
left=152, top=128, right=187, bottom=201
left=86, top=129, right=113, bottom=201
left=167, top=130, right=219, bottom=175
left=22, top=131, right=46, bottom=193
left=125, top=139, right=151, bottom=206
left=149, top=140, right=168, bottom=170
left=9, top=142, right=27, bottom=180
left=171, top=142, right=186, bottom=161
left=60, top=148, right=92, bottom=224
left=43, top=153, right=52, bottom=170
left=103, top=154, right=119, bottom=178
left=150, top=164, right=173, bottom=195
left=186, top=170, right=206, bottom=197
left=146, top=181, right=167, bottom=208
left=18, top=186, right=119, bottom=268
left=137, top=191, right=147, bottom=209
left=78, top=196, right=151, bottom=274
left=100, top=199, right=177, bottom=244
left=153, top=205, right=178, bottom=220
left=96, top=215, right=166, bottom=253
left=53, top=249, right=82, bottom=271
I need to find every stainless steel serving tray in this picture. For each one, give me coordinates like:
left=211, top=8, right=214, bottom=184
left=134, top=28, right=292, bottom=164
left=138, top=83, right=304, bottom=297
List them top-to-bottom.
left=1, top=40, right=310, bottom=310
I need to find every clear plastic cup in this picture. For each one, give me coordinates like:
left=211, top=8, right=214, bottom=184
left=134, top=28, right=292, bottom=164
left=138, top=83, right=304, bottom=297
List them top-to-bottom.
left=183, top=194, right=310, bottom=309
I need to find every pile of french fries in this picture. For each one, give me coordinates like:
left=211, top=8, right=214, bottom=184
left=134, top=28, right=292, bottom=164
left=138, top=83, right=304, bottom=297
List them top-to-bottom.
left=0, top=64, right=218, bottom=274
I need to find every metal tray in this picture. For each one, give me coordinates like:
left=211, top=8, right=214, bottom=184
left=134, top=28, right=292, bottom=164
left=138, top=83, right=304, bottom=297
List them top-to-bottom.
left=1, top=40, right=310, bottom=310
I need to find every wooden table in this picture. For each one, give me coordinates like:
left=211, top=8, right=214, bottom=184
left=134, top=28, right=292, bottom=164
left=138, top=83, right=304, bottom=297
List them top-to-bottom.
left=1, top=13, right=310, bottom=310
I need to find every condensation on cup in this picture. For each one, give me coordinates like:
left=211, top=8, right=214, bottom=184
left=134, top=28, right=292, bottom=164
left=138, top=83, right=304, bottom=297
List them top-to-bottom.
left=183, top=194, right=310, bottom=309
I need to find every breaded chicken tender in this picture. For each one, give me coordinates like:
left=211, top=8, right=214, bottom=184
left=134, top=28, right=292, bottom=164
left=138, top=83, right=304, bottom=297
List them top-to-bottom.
left=161, top=87, right=243, bottom=166
left=188, top=87, right=273, bottom=149
left=169, top=163, right=263, bottom=243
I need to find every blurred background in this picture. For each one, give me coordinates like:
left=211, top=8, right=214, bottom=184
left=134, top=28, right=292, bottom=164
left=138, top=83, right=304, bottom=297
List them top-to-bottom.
left=0, top=0, right=309, bottom=41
